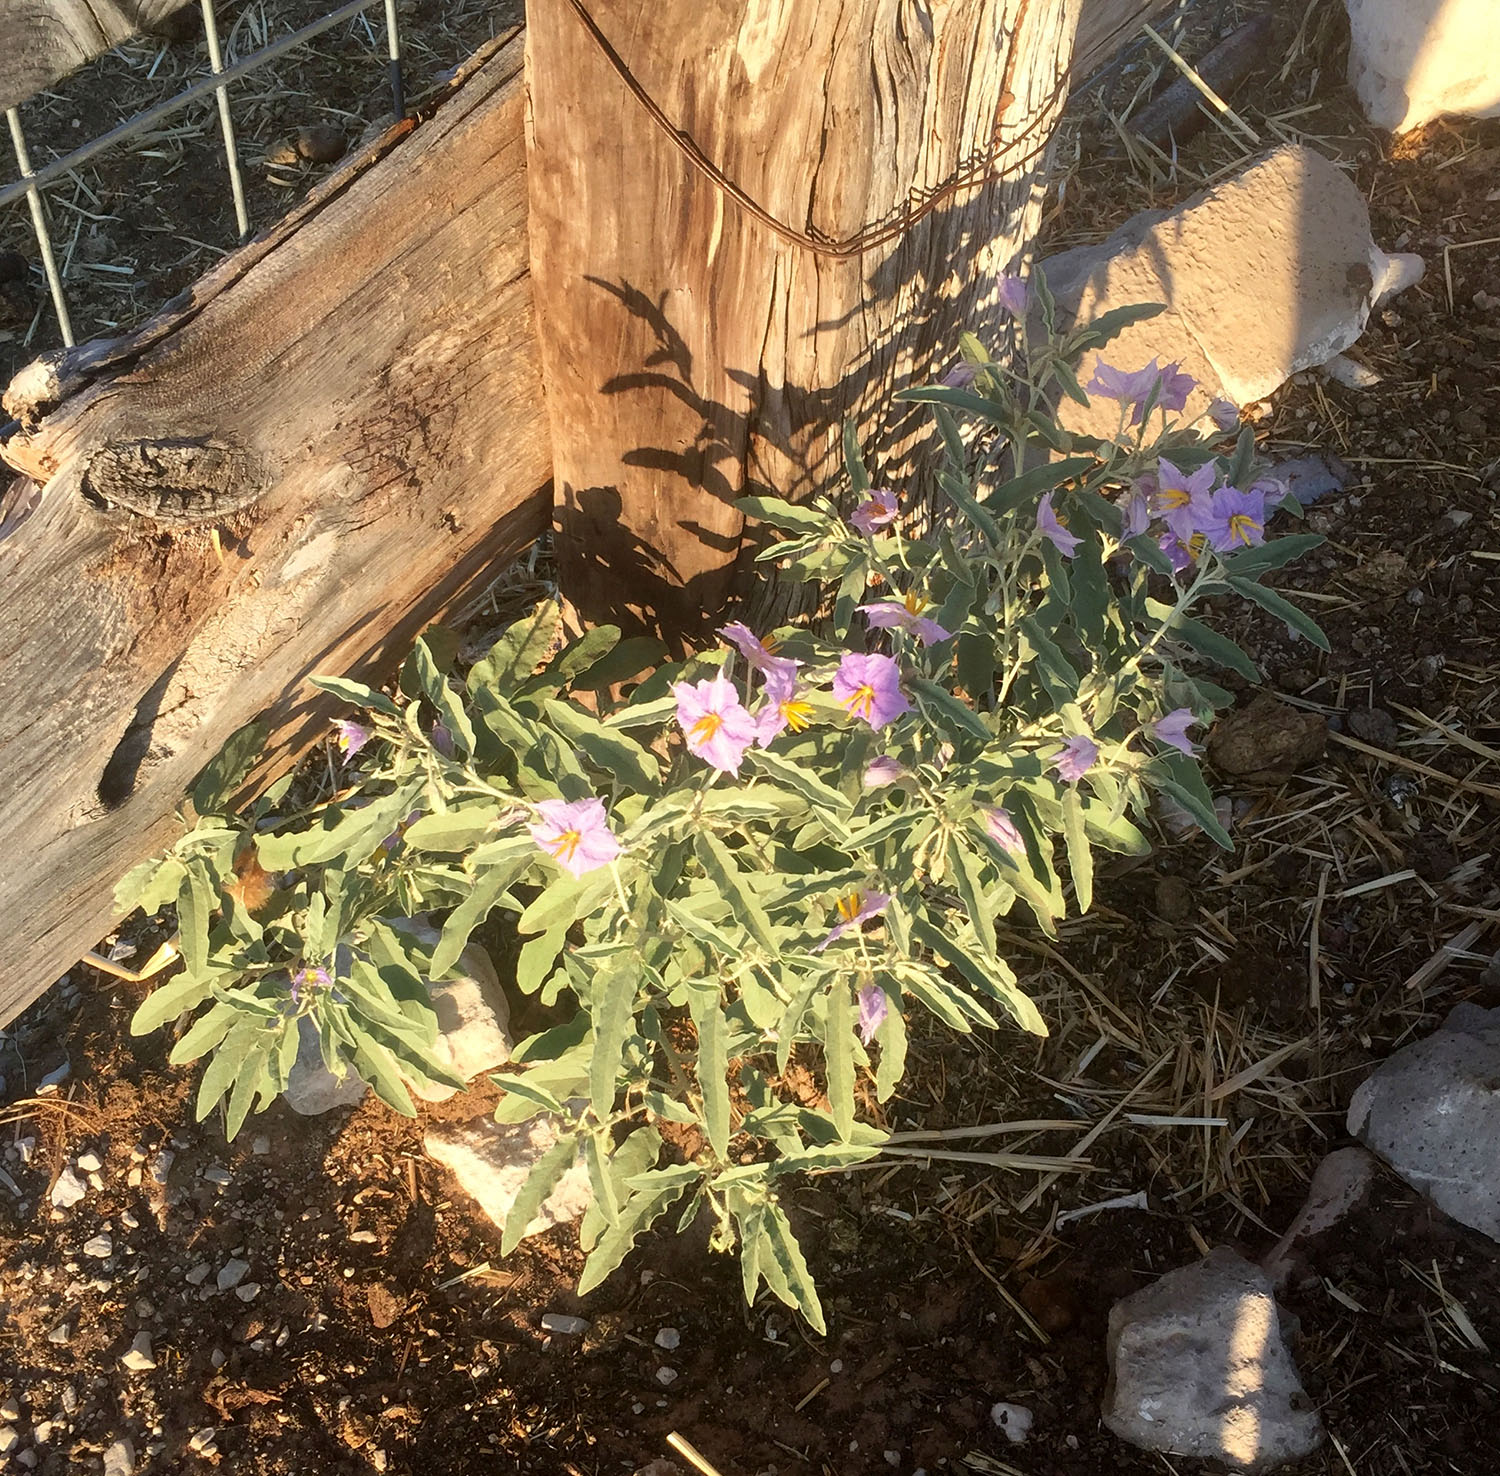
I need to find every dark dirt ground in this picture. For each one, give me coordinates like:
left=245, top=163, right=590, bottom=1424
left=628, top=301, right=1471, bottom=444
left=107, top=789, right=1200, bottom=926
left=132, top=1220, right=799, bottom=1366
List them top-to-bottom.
left=4, top=2, right=1500, bottom=1475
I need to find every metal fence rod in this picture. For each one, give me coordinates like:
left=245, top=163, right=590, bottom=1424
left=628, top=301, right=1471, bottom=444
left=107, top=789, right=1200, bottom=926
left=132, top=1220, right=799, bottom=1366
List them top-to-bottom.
left=0, top=0, right=382, bottom=212
left=199, top=0, right=252, bottom=238
left=382, top=0, right=405, bottom=119
left=5, top=108, right=74, bottom=346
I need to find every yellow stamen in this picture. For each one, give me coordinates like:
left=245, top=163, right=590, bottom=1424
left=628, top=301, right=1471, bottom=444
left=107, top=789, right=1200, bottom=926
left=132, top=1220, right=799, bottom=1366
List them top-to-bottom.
left=1160, top=486, right=1190, bottom=509
left=1228, top=513, right=1260, bottom=545
left=903, top=591, right=925, bottom=616
left=761, top=634, right=781, bottom=656
left=843, top=684, right=875, bottom=719
left=781, top=699, right=815, bottom=733
left=688, top=712, right=723, bottom=746
left=550, top=828, right=582, bottom=864
left=837, top=892, right=863, bottom=922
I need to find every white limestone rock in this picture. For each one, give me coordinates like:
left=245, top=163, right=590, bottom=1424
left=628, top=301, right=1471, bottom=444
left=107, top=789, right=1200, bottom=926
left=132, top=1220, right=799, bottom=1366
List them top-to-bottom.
left=1343, top=0, right=1500, bottom=134
left=1038, top=145, right=1423, bottom=436
left=1347, top=1003, right=1500, bottom=1241
left=283, top=1016, right=367, bottom=1117
left=424, top=1114, right=591, bottom=1243
left=1103, top=1247, right=1324, bottom=1471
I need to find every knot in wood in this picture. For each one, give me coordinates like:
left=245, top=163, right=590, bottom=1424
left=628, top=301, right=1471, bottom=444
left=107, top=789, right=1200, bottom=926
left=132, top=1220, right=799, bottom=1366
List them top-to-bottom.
left=81, top=437, right=264, bottom=524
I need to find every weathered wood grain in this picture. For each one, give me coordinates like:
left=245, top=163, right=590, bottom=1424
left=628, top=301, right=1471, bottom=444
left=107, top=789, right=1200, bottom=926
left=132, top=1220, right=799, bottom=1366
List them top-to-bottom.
left=0, top=0, right=188, bottom=113
left=526, top=0, right=1087, bottom=639
left=0, top=31, right=550, bottom=1027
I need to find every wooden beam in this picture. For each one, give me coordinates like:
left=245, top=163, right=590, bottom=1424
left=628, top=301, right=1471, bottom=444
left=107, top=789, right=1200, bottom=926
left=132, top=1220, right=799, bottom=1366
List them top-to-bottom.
left=0, top=0, right=189, bottom=113
left=1073, top=0, right=1178, bottom=79
left=0, top=31, right=550, bottom=1027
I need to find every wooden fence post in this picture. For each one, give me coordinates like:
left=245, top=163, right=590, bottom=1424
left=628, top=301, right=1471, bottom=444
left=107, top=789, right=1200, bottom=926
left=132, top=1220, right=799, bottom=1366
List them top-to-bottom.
left=525, top=0, right=1082, bottom=639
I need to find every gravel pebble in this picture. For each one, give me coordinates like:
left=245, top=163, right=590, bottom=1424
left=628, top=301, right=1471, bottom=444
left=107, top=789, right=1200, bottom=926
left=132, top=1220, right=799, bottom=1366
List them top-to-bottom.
left=76, top=1151, right=103, bottom=1173
left=49, top=1167, right=86, bottom=1209
left=83, top=1234, right=113, bottom=1258
left=216, top=1259, right=250, bottom=1291
left=539, top=1313, right=590, bottom=1336
left=654, top=1327, right=681, bottom=1350
left=119, top=1332, right=156, bottom=1372
left=102, top=1437, right=135, bottom=1476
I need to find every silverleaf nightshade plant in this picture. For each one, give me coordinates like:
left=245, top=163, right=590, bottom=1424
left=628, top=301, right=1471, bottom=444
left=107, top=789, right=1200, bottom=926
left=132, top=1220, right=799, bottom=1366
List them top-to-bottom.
left=119, top=275, right=1327, bottom=1333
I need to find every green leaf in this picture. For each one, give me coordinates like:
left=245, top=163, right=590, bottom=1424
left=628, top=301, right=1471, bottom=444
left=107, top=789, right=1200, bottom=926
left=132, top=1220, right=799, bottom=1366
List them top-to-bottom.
left=1068, top=301, right=1164, bottom=354
left=893, top=384, right=1008, bottom=425
left=842, top=420, right=870, bottom=494
left=1227, top=422, right=1257, bottom=488
left=981, top=456, right=1097, bottom=517
left=737, top=494, right=827, bottom=535
left=1218, top=533, right=1324, bottom=579
left=1226, top=576, right=1330, bottom=652
left=469, top=601, right=563, bottom=698
left=1174, top=614, right=1260, bottom=682
left=571, top=635, right=665, bottom=692
left=408, top=639, right=477, bottom=757
left=309, top=675, right=401, bottom=717
left=908, top=676, right=990, bottom=742
left=542, top=698, right=661, bottom=793
left=191, top=721, right=266, bottom=816
left=747, top=748, right=851, bottom=813
left=1152, top=750, right=1233, bottom=850
left=255, top=786, right=419, bottom=870
left=1061, top=786, right=1093, bottom=915
left=403, top=807, right=501, bottom=853
left=696, top=834, right=777, bottom=955
left=946, top=835, right=999, bottom=964
left=433, top=849, right=537, bottom=977
left=115, top=857, right=175, bottom=915
left=176, top=862, right=215, bottom=979
left=516, top=925, right=568, bottom=996
left=589, top=965, right=639, bottom=1118
left=130, top=970, right=216, bottom=1036
left=824, top=982, right=855, bottom=1142
left=687, top=983, right=731, bottom=1161
left=873, top=988, right=907, bottom=1103
left=169, top=1000, right=246, bottom=1065
left=195, top=1019, right=264, bottom=1121
left=500, top=1132, right=579, bottom=1256
left=578, top=1178, right=685, bottom=1295
left=761, top=1202, right=826, bottom=1334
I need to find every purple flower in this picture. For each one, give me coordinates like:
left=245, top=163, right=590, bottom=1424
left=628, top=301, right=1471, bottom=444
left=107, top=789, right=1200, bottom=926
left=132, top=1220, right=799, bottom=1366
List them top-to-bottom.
left=998, top=274, right=1029, bottom=317
left=1087, top=358, right=1195, bottom=426
left=940, top=360, right=978, bottom=389
left=1156, top=362, right=1197, bottom=417
left=1207, top=397, right=1240, bottom=432
left=1154, top=456, right=1218, bottom=541
left=1122, top=482, right=1152, bottom=539
left=1196, top=485, right=1265, bottom=551
left=850, top=488, right=899, bottom=537
left=1037, top=492, right=1081, bottom=557
left=1156, top=530, right=1194, bottom=576
left=858, top=594, right=952, bottom=647
left=720, top=622, right=799, bottom=690
left=833, top=652, right=910, bottom=730
left=755, top=667, right=816, bottom=745
left=674, top=675, right=760, bottom=774
left=1152, top=708, right=1198, bottom=756
left=333, top=720, right=372, bottom=759
left=430, top=723, right=455, bottom=759
left=1053, top=734, right=1099, bottom=784
left=863, top=756, right=908, bottom=790
left=528, top=796, right=622, bottom=877
left=983, top=807, right=1025, bottom=855
left=381, top=808, right=423, bottom=855
left=815, top=889, right=891, bottom=952
left=290, top=965, right=332, bottom=1006
left=857, top=985, right=888, bottom=1045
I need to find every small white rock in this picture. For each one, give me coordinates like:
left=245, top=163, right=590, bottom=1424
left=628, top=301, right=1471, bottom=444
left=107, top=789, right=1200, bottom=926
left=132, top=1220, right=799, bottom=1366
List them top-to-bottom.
left=251, top=1136, right=271, bottom=1156
left=76, top=1151, right=103, bottom=1173
left=149, top=1151, right=174, bottom=1186
left=203, top=1166, right=232, bottom=1186
left=50, top=1167, right=87, bottom=1209
left=120, top=1210, right=140, bottom=1230
left=83, top=1234, right=113, bottom=1258
left=216, top=1259, right=250, bottom=1292
left=185, top=1263, right=211, bottom=1286
left=235, top=1282, right=261, bottom=1303
left=539, top=1313, right=590, bottom=1337
left=654, top=1327, right=681, bottom=1351
left=119, top=1332, right=156, bottom=1372
left=210, top=1349, right=227, bottom=1369
left=655, top=1366, right=678, bottom=1386
left=0, top=1396, right=19, bottom=1421
left=990, top=1403, right=1034, bottom=1444
left=33, top=1421, right=54, bottom=1444
left=188, top=1428, right=218, bottom=1454
left=0, top=1430, right=17, bottom=1456
left=102, top=1437, right=136, bottom=1476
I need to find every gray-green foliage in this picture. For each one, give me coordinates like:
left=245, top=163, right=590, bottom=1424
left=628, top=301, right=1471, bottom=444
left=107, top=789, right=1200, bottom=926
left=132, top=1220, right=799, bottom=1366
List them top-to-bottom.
left=122, top=282, right=1322, bottom=1332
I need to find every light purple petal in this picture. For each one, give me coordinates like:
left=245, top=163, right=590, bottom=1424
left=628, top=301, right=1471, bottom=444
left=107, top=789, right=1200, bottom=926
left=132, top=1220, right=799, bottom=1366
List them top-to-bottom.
left=998, top=274, right=1029, bottom=317
left=1208, top=398, right=1240, bottom=432
left=1197, top=485, right=1266, bottom=552
left=850, top=488, right=900, bottom=537
left=1037, top=492, right=1081, bottom=558
left=833, top=653, right=910, bottom=730
left=674, top=676, right=760, bottom=773
left=1152, top=708, right=1198, bottom=756
left=333, top=720, right=372, bottom=758
left=1053, top=735, right=1098, bottom=784
left=863, top=756, right=908, bottom=789
left=529, top=796, right=622, bottom=877
left=983, top=807, right=1025, bottom=855
left=857, top=986, right=888, bottom=1045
